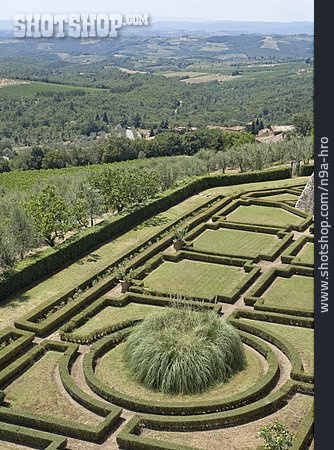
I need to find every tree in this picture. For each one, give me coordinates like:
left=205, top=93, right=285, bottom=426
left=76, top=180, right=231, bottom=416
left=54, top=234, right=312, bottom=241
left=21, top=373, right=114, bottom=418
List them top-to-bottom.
left=102, top=112, right=109, bottom=124
left=133, top=113, right=142, bottom=128
left=293, top=113, right=313, bottom=137
left=31, top=147, right=45, bottom=170
left=0, top=160, right=11, bottom=173
left=80, top=183, right=105, bottom=226
left=27, top=185, right=72, bottom=247
left=8, top=205, right=38, bottom=259
left=0, top=230, right=17, bottom=270
left=259, top=423, right=293, bottom=450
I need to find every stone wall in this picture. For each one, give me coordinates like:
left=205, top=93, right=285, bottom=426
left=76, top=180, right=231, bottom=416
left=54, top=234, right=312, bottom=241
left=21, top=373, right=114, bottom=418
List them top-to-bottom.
left=295, top=173, right=314, bottom=215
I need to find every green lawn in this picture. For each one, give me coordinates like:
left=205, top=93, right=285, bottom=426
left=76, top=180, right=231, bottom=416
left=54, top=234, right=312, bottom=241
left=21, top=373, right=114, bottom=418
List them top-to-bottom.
left=0, top=177, right=308, bottom=332
left=255, top=193, right=299, bottom=202
left=0, top=194, right=211, bottom=330
left=226, top=205, right=303, bottom=227
left=192, top=228, right=279, bottom=259
left=293, top=242, right=314, bottom=265
left=143, top=259, right=245, bottom=300
left=262, top=275, right=314, bottom=312
left=70, top=303, right=164, bottom=339
left=239, top=319, right=314, bottom=374
left=96, top=343, right=264, bottom=403
left=4, top=351, right=100, bottom=424
left=140, top=393, right=313, bottom=450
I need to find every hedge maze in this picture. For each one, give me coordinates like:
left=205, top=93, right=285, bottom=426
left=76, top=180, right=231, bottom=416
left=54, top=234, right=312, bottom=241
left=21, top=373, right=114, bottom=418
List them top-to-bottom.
left=0, top=171, right=314, bottom=450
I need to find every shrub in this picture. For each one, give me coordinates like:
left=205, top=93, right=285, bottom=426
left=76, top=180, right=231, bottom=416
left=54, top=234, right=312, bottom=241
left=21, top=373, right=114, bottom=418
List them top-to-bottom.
left=300, top=164, right=314, bottom=177
left=123, top=306, right=246, bottom=395
left=259, top=422, right=293, bottom=450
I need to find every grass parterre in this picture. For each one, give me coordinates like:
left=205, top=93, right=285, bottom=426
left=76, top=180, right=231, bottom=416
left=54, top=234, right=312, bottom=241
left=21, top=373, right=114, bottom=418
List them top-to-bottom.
left=0, top=175, right=314, bottom=450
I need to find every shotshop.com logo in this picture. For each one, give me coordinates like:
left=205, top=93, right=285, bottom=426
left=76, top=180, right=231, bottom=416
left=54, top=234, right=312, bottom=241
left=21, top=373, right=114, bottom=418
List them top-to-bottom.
left=13, top=13, right=150, bottom=38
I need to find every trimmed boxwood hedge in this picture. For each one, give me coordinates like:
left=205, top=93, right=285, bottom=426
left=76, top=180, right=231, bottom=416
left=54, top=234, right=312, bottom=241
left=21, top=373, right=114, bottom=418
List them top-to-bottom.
left=300, top=164, right=314, bottom=177
left=0, top=167, right=291, bottom=303
left=242, top=187, right=301, bottom=203
left=14, top=194, right=230, bottom=336
left=214, top=198, right=312, bottom=232
left=184, top=221, right=293, bottom=263
left=281, top=236, right=314, bottom=268
left=131, top=251, right=261, bottom=304
left=244, top=266, right=314, bottom=317
left=231, top=309, right=314, bottom=329
left=229, top=318, right=314, bottom=385
left=0, top=328, right=35, bottom=370
left=0, top=340, right=122, bottom=442
left=115, top=379, right=302, bottom=431
left=116, top=389, right=313, bottom=450
left=290, top=407, right=314, bottom=450
left=0, top=421, right=67, bottom=449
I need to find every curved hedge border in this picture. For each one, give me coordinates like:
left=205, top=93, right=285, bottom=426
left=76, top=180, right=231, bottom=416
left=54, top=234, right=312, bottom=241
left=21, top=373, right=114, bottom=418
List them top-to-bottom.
left=0, top=167, right=291, bottom=302
left=184, top=221, right=293, bottom=263
left=130, top=251, right=260, bottom=304
left=244, top=265, right=314, bottom=317
left=60, top=293, right=221, bottom=344
left=229, top=318, right=314, bottom=385
left=83, top=329, right=280, bottom=416
left=0, top=340, right=122, bottom=442
left=115, top=380, right=309, bottom=433
left=116, top=393, right=313, bottom=450
left=0, top=421, right=67, bottom=450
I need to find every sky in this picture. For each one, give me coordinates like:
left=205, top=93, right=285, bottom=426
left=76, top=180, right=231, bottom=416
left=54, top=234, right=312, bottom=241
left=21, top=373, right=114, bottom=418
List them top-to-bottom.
left=1, top=0, right=314, bottom=22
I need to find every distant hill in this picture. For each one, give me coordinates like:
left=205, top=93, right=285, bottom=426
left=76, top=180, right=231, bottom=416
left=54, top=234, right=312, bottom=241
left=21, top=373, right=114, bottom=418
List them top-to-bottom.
left=0, top=19, right=314, bottom=36
left=146, top=20, right=314, bottom=35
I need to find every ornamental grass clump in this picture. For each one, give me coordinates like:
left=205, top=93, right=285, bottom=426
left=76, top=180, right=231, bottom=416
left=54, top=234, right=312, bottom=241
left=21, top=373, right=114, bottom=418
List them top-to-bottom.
left=123, top=307, right=246, bottom=395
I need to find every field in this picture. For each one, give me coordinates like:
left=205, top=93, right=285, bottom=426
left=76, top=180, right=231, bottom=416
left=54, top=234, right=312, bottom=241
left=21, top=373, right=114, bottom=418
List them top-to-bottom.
left=0, top=80, right=102, bottom=97
left=0, top=175, right=314, bottom=450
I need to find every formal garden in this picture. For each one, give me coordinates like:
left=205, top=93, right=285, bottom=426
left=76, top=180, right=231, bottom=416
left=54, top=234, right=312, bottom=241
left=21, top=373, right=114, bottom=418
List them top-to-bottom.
left=0, top=168, right=314, bottom=450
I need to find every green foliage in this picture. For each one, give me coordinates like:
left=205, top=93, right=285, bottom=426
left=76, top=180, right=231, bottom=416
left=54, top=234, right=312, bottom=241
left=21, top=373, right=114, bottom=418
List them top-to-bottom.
left=292, top=113, right=313, bottom=137
left=300, top=164, right=314, bottom=176
left=0, top=167, right=291, bottom=301
left=90, top=168, right=161, bottom=212
left=27, top=185, right=72, bottom=247
left=173, top=227, right=188, bottom=242
left=123, top=307, right=246, bottom=395
left=259, top=422, right=293, bottom=450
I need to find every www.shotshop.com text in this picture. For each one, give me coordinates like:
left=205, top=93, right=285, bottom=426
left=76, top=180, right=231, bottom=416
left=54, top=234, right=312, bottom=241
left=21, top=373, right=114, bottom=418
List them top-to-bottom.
left=318, top=137, right=329, bottom=313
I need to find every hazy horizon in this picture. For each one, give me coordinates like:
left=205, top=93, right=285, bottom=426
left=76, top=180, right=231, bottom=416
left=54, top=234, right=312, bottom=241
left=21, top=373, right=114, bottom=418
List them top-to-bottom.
left=0, top=0, right=314, bottom=22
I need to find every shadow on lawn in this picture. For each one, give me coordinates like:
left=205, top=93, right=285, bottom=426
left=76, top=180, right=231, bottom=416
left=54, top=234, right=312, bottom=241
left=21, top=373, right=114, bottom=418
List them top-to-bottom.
left=136, top=215, right=171, bottom=230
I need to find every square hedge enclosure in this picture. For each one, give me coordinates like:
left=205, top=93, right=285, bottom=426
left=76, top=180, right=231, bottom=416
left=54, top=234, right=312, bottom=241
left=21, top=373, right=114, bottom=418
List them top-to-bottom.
left=185, top=222, right=293, bottom=261
left=131, top=251, right=260, bottom=303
